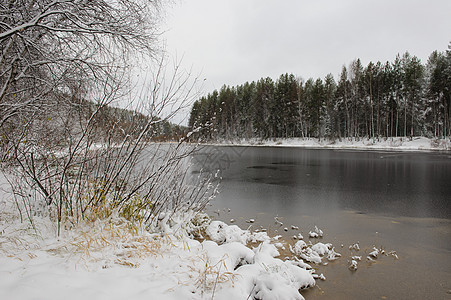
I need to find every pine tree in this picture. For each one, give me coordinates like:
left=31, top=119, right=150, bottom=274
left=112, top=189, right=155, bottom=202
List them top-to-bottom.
left=427, top=49, right=451, bottom=138
left=401, top=52, right=425, bottom=138
left=349, top=59, right=364, bottom=138
left=336, top=66, right=351, bottom=138
left=274, top=74, right=299, bottom=137
left=323, top=74, right=337, bottom=139
left=253, top=78, right=274, bottom=138
left=236, top=82, right=256, bottom=138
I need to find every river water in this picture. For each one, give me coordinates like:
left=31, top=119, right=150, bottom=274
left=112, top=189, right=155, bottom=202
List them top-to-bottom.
left=191, top=146, right=451, bottom=299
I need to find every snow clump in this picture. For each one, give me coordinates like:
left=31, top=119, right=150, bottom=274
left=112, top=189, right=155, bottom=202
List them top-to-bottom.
left=205, top=220, right=271, bottom=244
left=203, top=224, right=316, bottom=299
left=308, top=226, right=323, bottom=238
left=291, top=241, right=341, bottom=264
left=219, top=242, right=315, bottom=300
left=349, top=242, right=360, bottom=251
left=368, top=247, right=380, bottom=258
left=349, top=259, right=358, bottom=271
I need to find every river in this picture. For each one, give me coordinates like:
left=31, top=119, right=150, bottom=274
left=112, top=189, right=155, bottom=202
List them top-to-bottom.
left=191, top=146, right=451, bottom=299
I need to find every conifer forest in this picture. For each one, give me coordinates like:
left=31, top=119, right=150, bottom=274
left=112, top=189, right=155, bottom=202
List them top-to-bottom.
left=189, top=49, right=450, bottom=141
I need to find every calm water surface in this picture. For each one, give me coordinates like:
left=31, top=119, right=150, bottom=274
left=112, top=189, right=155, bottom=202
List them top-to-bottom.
left=192, top=146, right=451, bottom=299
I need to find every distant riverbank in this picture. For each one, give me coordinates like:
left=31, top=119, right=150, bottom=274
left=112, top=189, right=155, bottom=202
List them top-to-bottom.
left=202, top=136, right=450, bottom=152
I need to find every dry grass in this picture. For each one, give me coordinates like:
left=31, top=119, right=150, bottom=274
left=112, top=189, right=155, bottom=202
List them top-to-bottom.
left=65, top=215, right=240, bottom=297
left=67, top=216, right=174, bottom=268
left=183, top=252, right=239, bottom=296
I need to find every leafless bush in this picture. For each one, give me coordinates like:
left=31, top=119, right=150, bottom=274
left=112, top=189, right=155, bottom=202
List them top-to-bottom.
left=1, top=1, right=218, bottom=234
left=10, top=58, right=218, bottom=234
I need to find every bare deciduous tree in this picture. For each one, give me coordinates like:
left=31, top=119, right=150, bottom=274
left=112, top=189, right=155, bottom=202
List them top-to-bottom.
left=1, top=0, right=216, bottom=234
left=1, top=0, right=160, bottom=129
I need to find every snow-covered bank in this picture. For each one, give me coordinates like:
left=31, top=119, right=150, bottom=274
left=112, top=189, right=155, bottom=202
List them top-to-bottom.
left=206, top=136, right=450, bottom=151
left=0, top=169, right=322, bottom=300
left=0, top=212, right=316, bottom=299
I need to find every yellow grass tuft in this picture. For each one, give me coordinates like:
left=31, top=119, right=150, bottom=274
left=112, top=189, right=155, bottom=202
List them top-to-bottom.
left=67, top=216, right=174, bottom=268
left=183, top=252, right=239, bottom=295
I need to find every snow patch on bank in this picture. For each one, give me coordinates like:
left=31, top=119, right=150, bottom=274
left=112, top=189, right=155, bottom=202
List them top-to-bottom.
left=0, top=178, right=318, bottom=300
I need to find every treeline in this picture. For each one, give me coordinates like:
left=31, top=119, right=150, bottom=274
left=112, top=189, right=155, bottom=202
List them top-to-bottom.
left=189, top=49, right=450, bottom=140
left=0, top=96, right=185, bottom=159
left=92, top=103, right=187, bottom=142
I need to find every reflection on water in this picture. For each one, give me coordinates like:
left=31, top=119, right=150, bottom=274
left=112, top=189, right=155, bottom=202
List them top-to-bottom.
left=191, top=146, right=451, bottom=299
left=196, top=146, right=451, bottom=219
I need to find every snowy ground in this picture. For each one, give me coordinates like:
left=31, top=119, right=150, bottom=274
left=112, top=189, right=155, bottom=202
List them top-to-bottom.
left=208, top=136, right=450, bottom=151
left=0, top=172, right=336, bottom=300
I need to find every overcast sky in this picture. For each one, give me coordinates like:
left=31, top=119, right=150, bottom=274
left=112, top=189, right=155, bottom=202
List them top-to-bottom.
left=161, top=0, right=450, bottom=123
left=164, top=0, right=449, bottom=86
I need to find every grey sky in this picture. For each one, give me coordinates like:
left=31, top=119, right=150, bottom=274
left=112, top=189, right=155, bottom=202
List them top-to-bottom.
left=163, top=0, right=450, bottom=95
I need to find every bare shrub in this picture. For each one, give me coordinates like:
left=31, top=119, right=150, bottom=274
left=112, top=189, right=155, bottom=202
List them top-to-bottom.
left=1, top=1, right=217, bottom=234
